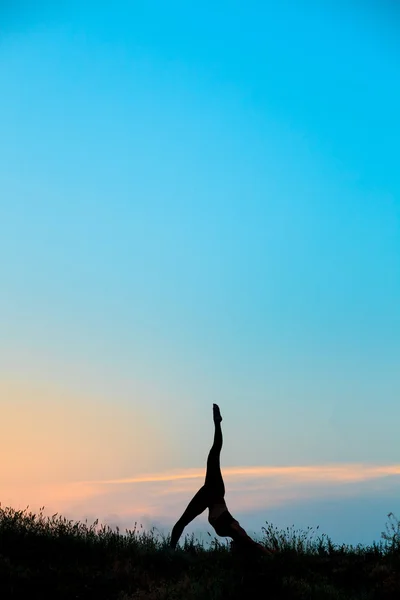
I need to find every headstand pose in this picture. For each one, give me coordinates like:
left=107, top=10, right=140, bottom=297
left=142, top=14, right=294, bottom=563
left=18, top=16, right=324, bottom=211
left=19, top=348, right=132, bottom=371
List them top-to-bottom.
left=170, top=404, right=272, bottom=555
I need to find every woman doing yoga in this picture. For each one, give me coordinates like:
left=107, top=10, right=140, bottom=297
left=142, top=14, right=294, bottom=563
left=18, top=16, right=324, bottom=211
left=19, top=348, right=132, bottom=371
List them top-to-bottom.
left=170, top=404, right=272, bottom=554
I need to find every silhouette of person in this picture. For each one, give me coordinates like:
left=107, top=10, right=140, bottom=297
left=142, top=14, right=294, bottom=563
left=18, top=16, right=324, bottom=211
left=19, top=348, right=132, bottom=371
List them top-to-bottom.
left=170, top=404, right=272, bottom=555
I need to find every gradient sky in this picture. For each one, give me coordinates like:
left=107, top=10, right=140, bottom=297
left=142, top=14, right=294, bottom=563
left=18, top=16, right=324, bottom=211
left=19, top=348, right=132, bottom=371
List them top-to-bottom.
left=1, top=1, right=400, bottom=546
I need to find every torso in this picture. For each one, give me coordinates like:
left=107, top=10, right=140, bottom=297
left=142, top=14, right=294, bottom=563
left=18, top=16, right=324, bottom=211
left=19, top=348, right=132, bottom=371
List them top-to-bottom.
left=208, top=500, right=228, bottom=524
left=208, top=501, right=239, bottom=537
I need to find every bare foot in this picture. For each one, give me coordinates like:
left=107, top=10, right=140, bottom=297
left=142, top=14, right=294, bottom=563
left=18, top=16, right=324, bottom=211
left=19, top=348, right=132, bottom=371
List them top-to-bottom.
left=213, top=403, right=222, bottom=423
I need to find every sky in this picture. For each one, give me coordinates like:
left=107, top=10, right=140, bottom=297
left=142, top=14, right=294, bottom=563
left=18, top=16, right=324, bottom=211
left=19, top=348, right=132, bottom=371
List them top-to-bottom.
left=1, top=1, right=399, bottom=546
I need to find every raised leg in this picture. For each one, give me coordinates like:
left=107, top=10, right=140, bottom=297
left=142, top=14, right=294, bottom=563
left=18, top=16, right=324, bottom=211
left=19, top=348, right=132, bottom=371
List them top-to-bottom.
left=204, top=404, right=225, bottom=500
left=170, top=485, right=209, bottom=548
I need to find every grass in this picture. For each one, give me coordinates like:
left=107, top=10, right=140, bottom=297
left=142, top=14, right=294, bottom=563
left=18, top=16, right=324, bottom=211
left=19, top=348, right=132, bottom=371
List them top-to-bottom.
left=0, top=505, right=399, bottom=599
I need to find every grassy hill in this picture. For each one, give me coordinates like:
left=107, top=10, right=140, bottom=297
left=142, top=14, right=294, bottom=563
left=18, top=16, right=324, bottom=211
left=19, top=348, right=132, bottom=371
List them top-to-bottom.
left=0, top=505, right=399, bottom=599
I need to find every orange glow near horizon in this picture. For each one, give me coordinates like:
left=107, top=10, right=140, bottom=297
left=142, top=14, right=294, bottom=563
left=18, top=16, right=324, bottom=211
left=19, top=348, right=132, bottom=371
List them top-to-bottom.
left=1, top=380, right=169, bottom=485
left=2, top=381, right=400, bottom=529
left=3, top=462, right=400, bottom=528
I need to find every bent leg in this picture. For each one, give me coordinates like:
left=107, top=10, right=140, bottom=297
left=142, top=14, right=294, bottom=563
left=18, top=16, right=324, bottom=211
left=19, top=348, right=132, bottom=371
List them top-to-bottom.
left=170, top=485, right=209, bottom=548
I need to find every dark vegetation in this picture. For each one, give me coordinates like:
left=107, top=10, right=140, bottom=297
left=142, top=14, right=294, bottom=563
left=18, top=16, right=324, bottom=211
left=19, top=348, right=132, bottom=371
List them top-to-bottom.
left=1, top=505, right=399, bottom=599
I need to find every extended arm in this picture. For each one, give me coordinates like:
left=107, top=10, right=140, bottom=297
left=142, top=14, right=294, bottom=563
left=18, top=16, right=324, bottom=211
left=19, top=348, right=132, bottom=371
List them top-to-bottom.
left=230, top=522, right=274, bottom=555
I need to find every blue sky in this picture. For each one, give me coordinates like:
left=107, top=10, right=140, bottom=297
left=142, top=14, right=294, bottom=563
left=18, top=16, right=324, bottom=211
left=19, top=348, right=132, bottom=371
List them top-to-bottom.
left=1, top=1, right=400, bottom=545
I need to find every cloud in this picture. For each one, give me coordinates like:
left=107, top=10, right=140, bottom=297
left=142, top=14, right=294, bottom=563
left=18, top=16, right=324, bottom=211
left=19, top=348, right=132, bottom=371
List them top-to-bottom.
left=4, top=462, right=399, bottom=532
left=86, top=463, right=400, bottom=486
